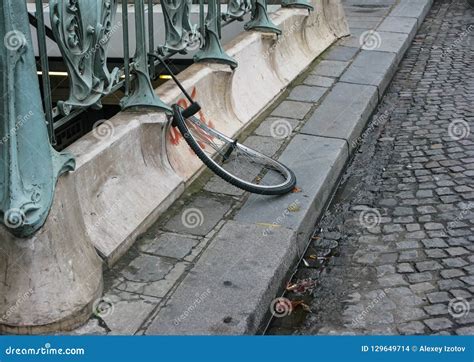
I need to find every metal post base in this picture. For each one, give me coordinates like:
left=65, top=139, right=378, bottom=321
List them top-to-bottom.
left=245, top=0, right=281, bottom=35
left=281, top=0, right=314, bottom=11
left=194, top=30, right=238, bottom=69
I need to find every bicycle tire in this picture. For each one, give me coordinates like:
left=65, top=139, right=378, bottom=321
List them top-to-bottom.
left=172, top=104, right=297, bottom=195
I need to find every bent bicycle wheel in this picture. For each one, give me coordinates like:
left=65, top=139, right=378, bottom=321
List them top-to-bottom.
left=172, top=104, right=296, bottom=195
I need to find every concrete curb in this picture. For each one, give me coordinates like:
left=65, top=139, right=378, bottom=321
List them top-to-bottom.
left=144, top=0, right=434, bottom=335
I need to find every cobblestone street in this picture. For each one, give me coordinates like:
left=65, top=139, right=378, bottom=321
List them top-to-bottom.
left=271, top=0, right=474, bottom=335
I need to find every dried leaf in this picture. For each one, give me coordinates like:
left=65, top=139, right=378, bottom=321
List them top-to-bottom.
left=286, top=279, right=317, bottom=293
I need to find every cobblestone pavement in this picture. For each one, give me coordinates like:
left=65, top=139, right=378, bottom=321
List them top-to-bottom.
left=269, top=0, right=474, bottom=335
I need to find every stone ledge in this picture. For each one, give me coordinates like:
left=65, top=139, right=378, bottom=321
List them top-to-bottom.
left=390, top=0, right=434, bottom=28
left=300, top=82, right=379, bottom=151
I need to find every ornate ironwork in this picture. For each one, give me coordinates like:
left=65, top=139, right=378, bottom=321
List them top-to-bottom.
left=0, top=0, right=75, bottom=237
left=50, top=0, right=120, bottom=116
left=121, top=0, right=171, bottom=112
left=159, top=0, right=195, bottom=55
left=194, top=0, right=238, bottom=68
left=225, top=0, right=252, bottom=20
left=245, top=0, right=281, bottom=34
left=281, top=0, right=314, bottom=11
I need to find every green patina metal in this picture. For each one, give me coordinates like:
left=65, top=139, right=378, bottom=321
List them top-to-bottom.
left=0, top=0, right=75, bottom=237
left=0, top=0, right=291, bottom=237
left=50, top=0, right=121, bottom=116
left=121, top=0, right=171, bottom=112
left=159, top=0, right=195, bottom=55
left=194, top=0, right=238, bottom=69
left=225, top=0, right=251, bottom=20
left=245, top=0, right=281, bottom=34
left=281, top=0, right=314, bottom=11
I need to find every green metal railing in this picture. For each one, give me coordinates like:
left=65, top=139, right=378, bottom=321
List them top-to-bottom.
left=0, top=0, right=312, bottom=237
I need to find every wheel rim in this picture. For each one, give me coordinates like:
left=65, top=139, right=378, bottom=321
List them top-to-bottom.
left=180, top=111, right=295, bottom=191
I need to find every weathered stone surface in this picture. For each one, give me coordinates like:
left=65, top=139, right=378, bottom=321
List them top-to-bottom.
left=390, top=0, right=434, bottom=27
left=377, top=16, right=418, bottom=34
left=375, top=31, right=414, bottom=62
left=322, top=45, right=359, bottom=61
left=340, top=50, right=397, bottom=98
left=312, top=60, right=349, bottom=77
left=303, top=75, right=336, bottom=88
left=301, top=82, right=378, bottom=150
left=288, top=85, right=328, bottom=103
left=271, top=101, right=313, bottom=119
left=253, top=117, right=299, bottom=138
left=235, top=135, right=348, bottom=252
left=0, top=179, right=103, bottom=334
left=164, top=196, right=232, bottom=236
left=145, top=221, right=296, bottom=334
left=139, top=233, right=200, bottom=260
left=99, top=292, right=159, bottom=335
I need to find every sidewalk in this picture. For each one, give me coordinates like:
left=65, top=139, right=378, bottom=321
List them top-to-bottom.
left=72, top=0, right=435, bottom=335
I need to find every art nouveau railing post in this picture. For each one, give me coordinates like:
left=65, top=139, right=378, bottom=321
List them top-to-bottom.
left=0, top=0, right=75, bottom=237
left=50, top=0, right=121, bottom=116
left=121, top=0, right=171, bottom=111
left=159, top=0, right=194, bottom=55
left=194, top=0, right=237, bottom=68
left=225, top=0, right=251, bottom=20
left=245, top=0, right=281, bottom=34
left=281, top=0, right=314, bottom=10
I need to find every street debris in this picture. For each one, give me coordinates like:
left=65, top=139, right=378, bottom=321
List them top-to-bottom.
left=286, top=279, right=317, bottom=294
